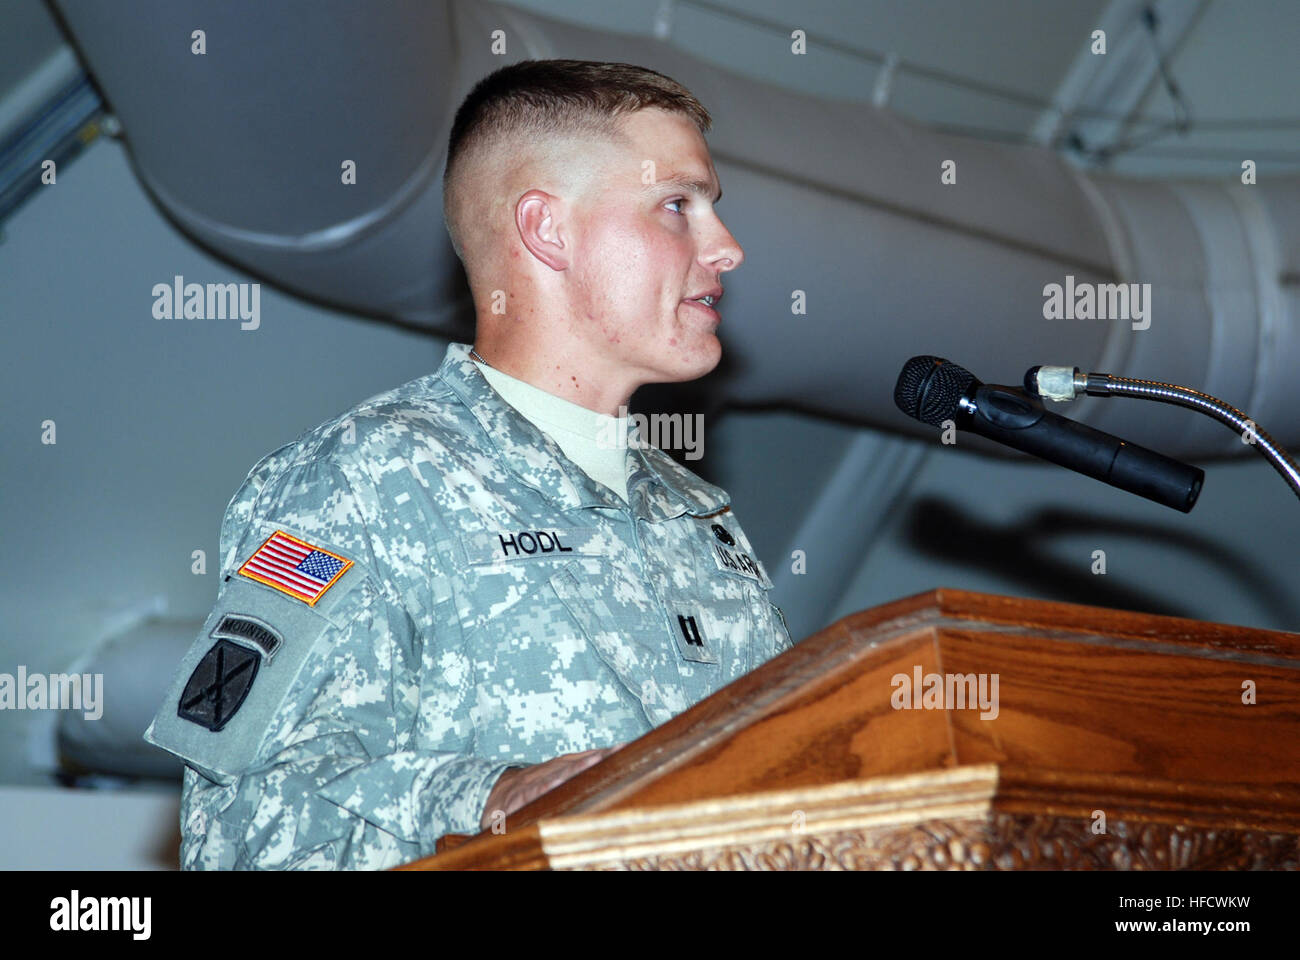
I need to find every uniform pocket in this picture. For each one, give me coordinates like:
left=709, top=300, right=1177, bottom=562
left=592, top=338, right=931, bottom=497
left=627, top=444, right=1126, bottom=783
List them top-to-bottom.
left=549, top=561, right=683, bottom=726
left=665, top=596, right=751, bottom=680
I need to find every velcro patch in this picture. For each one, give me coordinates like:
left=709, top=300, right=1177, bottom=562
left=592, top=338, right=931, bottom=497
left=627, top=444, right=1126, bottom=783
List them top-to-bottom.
left=463, top=526, right=608, bottom=564
left=238, top=530, right=352, bottom=606
left=710, top=541, right=772, bottom=588
left=145, top=572, right=364, bottom=781
left=668, top=604, right=718, bottom=665
left=211, top=614, right=282, bottom=660
left=177, top=640, right=260, bottom=732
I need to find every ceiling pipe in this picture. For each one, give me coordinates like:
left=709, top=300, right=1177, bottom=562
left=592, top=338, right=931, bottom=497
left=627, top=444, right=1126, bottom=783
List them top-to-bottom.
left=49, top=0, right=1300, bottom=461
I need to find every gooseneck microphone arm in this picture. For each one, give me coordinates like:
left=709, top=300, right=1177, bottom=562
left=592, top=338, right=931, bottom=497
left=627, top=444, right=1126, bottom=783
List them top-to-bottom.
left=1027, top=366, right=1300, bottom=504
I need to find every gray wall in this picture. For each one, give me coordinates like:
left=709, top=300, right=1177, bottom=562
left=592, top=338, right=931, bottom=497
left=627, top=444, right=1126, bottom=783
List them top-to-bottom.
left=0, top=138, right=442, bottom=787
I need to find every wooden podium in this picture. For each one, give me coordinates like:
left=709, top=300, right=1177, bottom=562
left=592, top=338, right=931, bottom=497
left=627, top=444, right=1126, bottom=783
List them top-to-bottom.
left=399, top=588, right=1300, bottom=870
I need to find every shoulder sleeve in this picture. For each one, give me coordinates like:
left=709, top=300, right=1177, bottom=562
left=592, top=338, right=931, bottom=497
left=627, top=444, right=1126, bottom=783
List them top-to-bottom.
left=146, top=455, right=386, bottom=782
left=147, top=456, right=516, bottom=869
left=144, top=547, right=374, bottom=784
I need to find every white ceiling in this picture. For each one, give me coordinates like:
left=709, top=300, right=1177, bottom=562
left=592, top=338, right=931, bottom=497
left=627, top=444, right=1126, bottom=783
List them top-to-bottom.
left=2, top=0, right=1297, bottom=175
left=500, top=0, right=1300, bottom=176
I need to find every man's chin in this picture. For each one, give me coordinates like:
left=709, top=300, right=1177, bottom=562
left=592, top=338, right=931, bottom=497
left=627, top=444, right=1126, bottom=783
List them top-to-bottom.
left=676, top=334, right=723, bottom=381
left=636, top=354, right=718, bottom=388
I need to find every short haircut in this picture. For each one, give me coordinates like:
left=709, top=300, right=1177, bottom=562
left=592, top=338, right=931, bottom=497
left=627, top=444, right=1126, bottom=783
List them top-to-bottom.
left=441, top=59, right=712, bottom=270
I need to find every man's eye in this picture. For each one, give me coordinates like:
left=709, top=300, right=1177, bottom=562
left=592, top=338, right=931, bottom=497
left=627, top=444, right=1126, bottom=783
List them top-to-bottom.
left=664, top=198, right=686, bottom=215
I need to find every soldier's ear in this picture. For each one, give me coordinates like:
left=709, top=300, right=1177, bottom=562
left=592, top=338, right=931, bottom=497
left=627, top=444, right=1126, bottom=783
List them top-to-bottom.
left=515, top=190, right=572, bottom=272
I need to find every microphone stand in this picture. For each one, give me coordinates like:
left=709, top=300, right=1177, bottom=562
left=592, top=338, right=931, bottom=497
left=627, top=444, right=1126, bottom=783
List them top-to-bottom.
left=1026, top=366, right=1300, bottom=503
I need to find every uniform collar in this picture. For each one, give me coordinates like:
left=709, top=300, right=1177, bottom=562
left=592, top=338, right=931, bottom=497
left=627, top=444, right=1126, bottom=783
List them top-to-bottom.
left=437, top=341, right=729, bottom=520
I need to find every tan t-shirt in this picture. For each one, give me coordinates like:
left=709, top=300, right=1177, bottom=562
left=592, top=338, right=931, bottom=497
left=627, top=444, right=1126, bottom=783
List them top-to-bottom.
left=471, top=357, right=630, bottom=503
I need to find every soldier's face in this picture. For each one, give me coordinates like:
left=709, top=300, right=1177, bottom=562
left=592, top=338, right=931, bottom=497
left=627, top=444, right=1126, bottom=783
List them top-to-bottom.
left=567, top=108, right=744, bottom=389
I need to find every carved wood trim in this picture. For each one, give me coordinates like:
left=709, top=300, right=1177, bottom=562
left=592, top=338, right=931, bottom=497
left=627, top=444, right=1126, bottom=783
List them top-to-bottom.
left=411, top=764, right=1300, bottom=870
left=534, top=765, right=1300, bottom=870
left=572, top=815, right=1300, bottom=871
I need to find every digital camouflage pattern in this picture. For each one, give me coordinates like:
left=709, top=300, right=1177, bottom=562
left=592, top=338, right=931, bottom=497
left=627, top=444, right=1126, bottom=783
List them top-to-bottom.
left=145, top=341, right=793, bottom=870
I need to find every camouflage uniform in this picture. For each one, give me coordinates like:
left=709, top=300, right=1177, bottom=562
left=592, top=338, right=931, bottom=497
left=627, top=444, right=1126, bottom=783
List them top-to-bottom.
left=145, top=341, right=793, bottom=870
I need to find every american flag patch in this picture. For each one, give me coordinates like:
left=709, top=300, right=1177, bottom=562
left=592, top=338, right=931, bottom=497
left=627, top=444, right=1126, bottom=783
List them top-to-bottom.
left=237, top=530, right=353, bottom=606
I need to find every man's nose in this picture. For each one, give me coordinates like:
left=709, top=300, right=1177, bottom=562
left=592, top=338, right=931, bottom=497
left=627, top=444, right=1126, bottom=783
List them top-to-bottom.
left=708, top=222, right=744, bottom=272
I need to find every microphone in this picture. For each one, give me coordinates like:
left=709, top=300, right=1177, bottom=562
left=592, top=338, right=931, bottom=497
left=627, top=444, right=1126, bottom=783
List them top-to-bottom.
left=894, top=355, right=1204, bottom=512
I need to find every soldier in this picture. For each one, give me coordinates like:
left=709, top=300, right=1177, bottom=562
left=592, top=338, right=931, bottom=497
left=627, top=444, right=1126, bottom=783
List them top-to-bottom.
left=146, top=59, right=793, bottom=870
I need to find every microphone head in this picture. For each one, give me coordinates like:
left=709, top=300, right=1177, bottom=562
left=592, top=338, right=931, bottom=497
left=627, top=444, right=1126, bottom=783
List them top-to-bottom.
left=894, top=356, right=977, bottom=427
